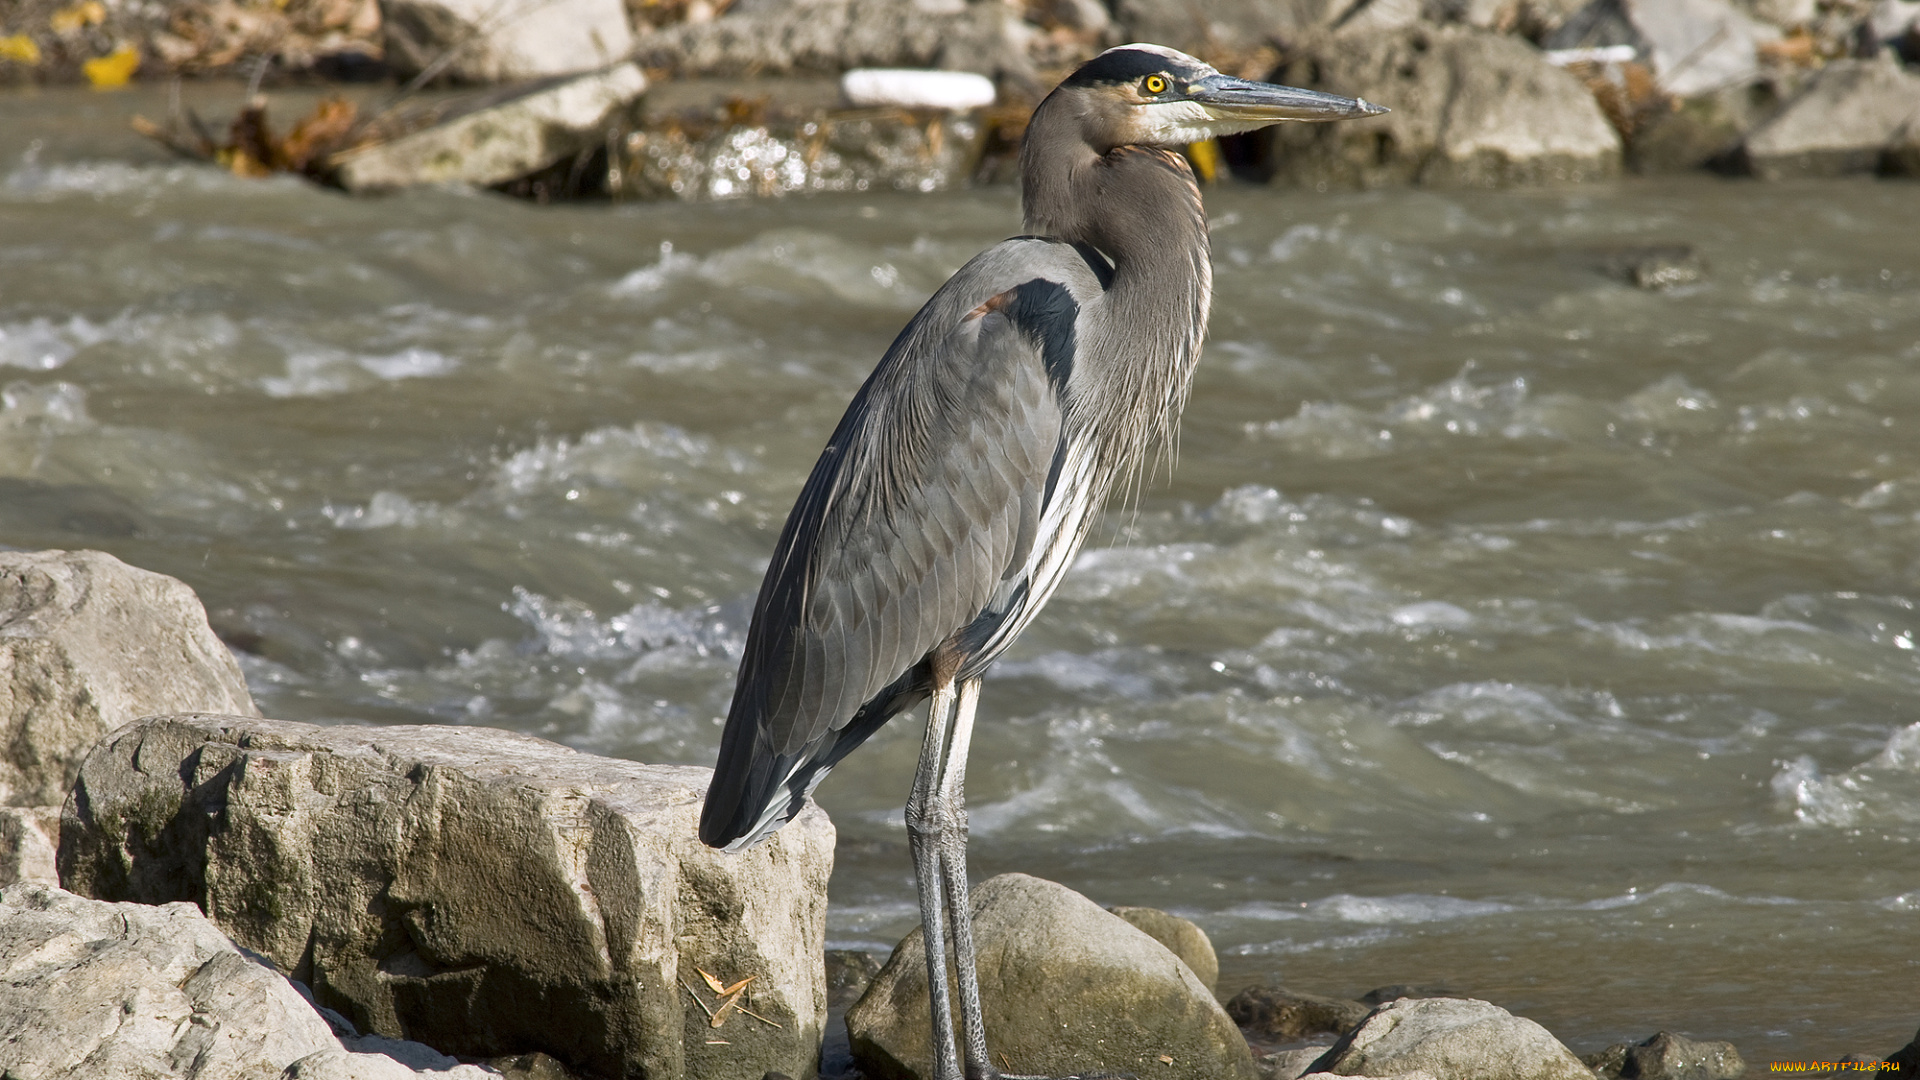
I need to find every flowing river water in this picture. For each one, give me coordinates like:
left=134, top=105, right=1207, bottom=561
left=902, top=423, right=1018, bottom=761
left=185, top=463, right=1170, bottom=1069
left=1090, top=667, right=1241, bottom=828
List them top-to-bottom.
left=5, top=84, right=1918, bottom=1068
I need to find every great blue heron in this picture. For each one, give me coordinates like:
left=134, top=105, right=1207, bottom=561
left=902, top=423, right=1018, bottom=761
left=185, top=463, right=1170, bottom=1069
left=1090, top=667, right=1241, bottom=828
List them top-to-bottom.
left=701, top=44, right=1384, bottom=1080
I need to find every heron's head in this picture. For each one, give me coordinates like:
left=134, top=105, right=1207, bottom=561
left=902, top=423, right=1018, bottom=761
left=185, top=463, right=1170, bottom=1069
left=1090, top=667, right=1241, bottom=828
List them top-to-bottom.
left=1047, top=43, right=1386, bottom=152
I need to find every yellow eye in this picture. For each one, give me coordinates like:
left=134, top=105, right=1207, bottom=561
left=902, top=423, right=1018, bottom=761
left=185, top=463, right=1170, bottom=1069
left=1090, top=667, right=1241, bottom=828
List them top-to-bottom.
left=1143, top=74, right=1168, bottom=95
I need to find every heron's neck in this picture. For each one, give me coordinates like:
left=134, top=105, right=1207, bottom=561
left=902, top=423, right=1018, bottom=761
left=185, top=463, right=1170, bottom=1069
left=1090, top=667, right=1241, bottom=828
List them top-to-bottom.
left=1020, top=127, right=1212, bottom=474
left=1020, top=141, right=1210, bottom=290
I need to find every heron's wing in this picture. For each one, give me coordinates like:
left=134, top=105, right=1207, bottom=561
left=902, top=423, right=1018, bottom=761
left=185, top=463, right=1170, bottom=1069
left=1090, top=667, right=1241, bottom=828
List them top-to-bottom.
left=701, top=248, right=1099, bottom=850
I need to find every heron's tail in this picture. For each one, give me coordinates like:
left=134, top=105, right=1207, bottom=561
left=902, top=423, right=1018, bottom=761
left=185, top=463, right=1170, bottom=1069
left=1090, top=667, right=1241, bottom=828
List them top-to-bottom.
left=699, top=671, right=929, bottom=851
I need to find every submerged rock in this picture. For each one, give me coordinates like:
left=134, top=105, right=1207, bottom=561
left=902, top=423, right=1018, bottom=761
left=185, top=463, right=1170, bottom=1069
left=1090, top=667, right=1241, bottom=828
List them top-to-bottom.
left=379, top=0, right=635, bottom=84
left=1263, top=22, right=1622, bottom=187
left=1739, top=54, right=1920, bottom=178
left=331, top=62, right=648, bottom=192
left=616, top=107, right=986, bottom=200
left=1592, top=244, right=1709, bottom=289
left=0, top=549, right=257, bottom=808
left=59, top=713, right=834, bottom=1080
left=847, top=873, right=1255, bottom=1080
left=1108, top=904, right=1220, bottom=992
left=825, top=948, right=885, bottom=1010
left=1227, top=983, right=1371, bottom=1042
left=1359, top=984, right=1461, bottom=1005
left=1303, top=996, right=1594, bottom=1080
left=1583, top=1030, right=1744, bottom=1079
left=1260, top=1043, right=1336, bottom=1080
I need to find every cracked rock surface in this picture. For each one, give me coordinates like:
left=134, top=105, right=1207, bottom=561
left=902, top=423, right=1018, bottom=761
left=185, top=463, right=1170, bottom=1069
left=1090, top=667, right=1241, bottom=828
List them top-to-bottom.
left=59, top=713, right=834, bottom=1080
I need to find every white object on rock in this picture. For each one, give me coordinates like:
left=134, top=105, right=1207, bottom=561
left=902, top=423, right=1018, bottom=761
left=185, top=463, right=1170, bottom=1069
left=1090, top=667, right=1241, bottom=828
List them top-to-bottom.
left=379, top=0, right=635, bottom=83
left=1872, top=0, right=1920, bottom=40
left=1543, top=44, right=1640, bottom=64
left=333, top=62, right=647, bottom=191
left=842, top=68, right=997, bottom=110
left=0, top=549, right=258, bottom=808
left=61, top=713, right=835, bottom=1080
left=0, top=806, right=58, bottom=887
left=1304, top=996, right=1595, bottom=1080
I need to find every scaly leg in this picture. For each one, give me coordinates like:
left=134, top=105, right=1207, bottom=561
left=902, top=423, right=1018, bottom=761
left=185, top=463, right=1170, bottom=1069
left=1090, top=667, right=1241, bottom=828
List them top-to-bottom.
left=907, top=678, right=963, bottom=1080
left=932, top=679, right=1132, bottom=1080
left=935, top=679, right=993, bottom=1079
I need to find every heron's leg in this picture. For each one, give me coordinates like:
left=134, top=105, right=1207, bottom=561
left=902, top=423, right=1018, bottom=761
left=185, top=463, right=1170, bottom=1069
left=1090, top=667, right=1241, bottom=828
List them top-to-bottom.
left=908, top=678, right=963, bottom=1080
left=933, top=678, right=992, bottom=1079
left=932, top=679, right=1132, bottom=1080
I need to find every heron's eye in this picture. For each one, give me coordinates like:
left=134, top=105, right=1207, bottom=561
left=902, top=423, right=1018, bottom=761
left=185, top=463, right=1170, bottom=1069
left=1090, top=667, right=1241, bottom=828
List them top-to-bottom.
left=1143, top=74, right=1169, bottom=95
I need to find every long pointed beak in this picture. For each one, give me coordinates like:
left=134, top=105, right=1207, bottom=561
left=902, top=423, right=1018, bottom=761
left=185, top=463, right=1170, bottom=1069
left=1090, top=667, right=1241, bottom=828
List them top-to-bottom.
left=1189, top=74, right=1387, bottom=122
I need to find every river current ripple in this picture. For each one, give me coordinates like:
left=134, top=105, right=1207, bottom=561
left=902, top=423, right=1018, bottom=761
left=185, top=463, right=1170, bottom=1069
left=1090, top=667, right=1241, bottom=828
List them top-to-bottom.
left=4, top=85, right=1918, bottom=1063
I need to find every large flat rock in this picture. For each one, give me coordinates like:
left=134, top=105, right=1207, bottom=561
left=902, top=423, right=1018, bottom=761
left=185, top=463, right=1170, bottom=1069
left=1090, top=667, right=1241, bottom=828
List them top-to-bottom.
left=332, top=63, right=648, bottom=192
left=0, top=549, right=257, bottom=808
left=59, top=713, right=834, bottom=1080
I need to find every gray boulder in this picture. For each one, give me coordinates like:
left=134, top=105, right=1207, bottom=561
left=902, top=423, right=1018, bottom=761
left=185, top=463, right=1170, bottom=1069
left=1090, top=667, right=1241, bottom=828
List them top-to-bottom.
left=379, top=0, right=635, bottom=84
left=631, top=0, right=1039, bottom=84
left=1111, top=0, right=1347, bottom=57
left=1545, top=0, right=1777, bottom=97
left=1264, top=22, right=1622, bottom=187
left=1740, top=55, right=1920, bottom=177
left=332, top=62, right=648, bottom=192
left=1624, top=81, right=1783, bottom=173
left=0, top=549, right=257, bottom=808
left=59, top=713, right=835, bottom=1080
left=0, top=805, right=58, bottom=887
left=847, top=873, right=1256, bottom=1080
left=0, top=882, right=338, bottom=1079
left=0, top=883, right=506, bottom=1080
left=1108, top=904, right=1220, bottom=992
left=1227, top=983, right=1371, bottom=1042
left=1302, top=996, right=1594, bottom=1079
left=1584, top=1031, right=1745, bottom=1080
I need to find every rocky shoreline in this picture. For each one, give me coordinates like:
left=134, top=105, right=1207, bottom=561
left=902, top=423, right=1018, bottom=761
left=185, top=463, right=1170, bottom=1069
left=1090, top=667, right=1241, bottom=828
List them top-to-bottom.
left=3, top=0, right=1916, bottom=198
left=4, top=551, right=1917, bottom=1079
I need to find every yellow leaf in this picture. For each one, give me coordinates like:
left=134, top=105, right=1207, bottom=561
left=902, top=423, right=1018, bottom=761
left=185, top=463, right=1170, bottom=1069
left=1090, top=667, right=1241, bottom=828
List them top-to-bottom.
left=50, top=0, right=106, bottom=32
left=0, top=35, right=41, bottom=65
left=83, top=43, right=139, bottom=89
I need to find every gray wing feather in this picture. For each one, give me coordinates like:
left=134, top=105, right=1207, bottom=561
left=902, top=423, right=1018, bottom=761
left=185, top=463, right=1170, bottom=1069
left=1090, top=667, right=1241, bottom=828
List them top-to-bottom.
left=700, top=239, right=1105, bottom=849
